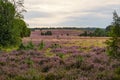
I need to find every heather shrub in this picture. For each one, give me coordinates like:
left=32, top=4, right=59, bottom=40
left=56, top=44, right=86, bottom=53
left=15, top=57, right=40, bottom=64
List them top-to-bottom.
left=0, top=46, right=120, bottom=80
left=75, top=55, right=84, bottom=68
left=24, top=57, right=34, bottom=67
left=0, top=62, right=6, bottom=66
left=41, top=64, right=52, bottom=72
left=113, top=67, right=120, bottom=80
left=8, top=69, right=45, bottom=80
left=45, top=70, right=65, bottom=80
left=45, top=73, right=56, bottom=80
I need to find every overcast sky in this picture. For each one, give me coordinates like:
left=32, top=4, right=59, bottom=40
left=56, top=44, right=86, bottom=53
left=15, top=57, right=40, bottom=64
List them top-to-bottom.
left=24, top=0, right=120, bottom=28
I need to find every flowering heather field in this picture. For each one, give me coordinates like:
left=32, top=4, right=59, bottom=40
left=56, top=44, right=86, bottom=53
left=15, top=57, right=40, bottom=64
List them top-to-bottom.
left=0, top=30, right=120, bottom=80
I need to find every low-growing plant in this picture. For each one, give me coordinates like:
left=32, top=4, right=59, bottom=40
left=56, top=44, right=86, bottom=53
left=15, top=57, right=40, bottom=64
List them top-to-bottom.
left=38, top=40, right=45, bottom=50
left=18, top=41, right=34, bottom=50
left=26, top=41, right=34, bottom=50
left=18, top=43, right=26, bottom=50
left=51, top=43, right=61, bottom=49
left=56, top=53, right=64, bottom=59
left=75, top=55, right=84, bottom=68
left=76, top=55, right=84, bottom=63
left=24, top=57, right=34, bottom=67
left=112, top=67, right=120, bottom=80
left=7, top=69, right=45, bottom=80
left=45, top=73, right=56, bottom=80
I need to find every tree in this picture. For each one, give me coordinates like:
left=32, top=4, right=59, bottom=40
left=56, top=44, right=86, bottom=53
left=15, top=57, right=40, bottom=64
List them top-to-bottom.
left=0, top=0, right=30, bottom=48
left=106, top=11, right=120, bottom=58
left=13, top=19, right=31, bottom=37
left=106, top=25, right=113, bottom=36
left=93, top=28, right=106, bottom=37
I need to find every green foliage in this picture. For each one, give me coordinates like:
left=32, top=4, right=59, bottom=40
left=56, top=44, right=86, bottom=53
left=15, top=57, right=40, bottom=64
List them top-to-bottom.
left=0, top=0, right=31, bottom=48
left=0, top=0, right=20, bottom=47
left=106, top=11, right=120, bottom=58
left=13, top=19, right=31, bottom=38
left=106, top=25, right=113, bottom=36
left=79, top=28, right=107, bottom=37
left=93, top=28, right=107, bottom=37
left=41, top=31, right=52, bottom=36
left=79, top=31, right=88, bottom=36
left=38, top=40, right=45, bottom=50
left=18, top=41, right=34, bottom=50
left=26, top=41, right=34, bottom=50
left=18, top=43, right=26, bottom=50
left=56, top=53, right=64, bottom=58
left=75, top=55, right=84, bottom=68
left=76, top=55, right=84, bottom=62
left=24, top=57, right=34, bottom=66
left=112, top=67, right=120, bottom=80
left=115, top=67, right=120, bottom=75
left=45, top=73, right=56, bottom=80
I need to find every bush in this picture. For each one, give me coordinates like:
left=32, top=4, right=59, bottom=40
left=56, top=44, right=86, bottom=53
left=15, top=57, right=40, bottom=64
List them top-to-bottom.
left=41, top=31, right=52, bottom=36
left=38, top=40, right=45, bottom=50
left=18, top=41, right=34, bottom=50
left=26, top=41, right=34, bottom=50
left=18, top=43, right=26, bottom=50
left=56, top=53, right=64, bottom=58
left=75, top=55, right=84, bottom=68
left=24, top=57, right=34, bottom=67
left=112, top=67, right=120, bottom=80
left=7, top=69, right=45, bottom=80
left=45, top=73, right=56, bottom=80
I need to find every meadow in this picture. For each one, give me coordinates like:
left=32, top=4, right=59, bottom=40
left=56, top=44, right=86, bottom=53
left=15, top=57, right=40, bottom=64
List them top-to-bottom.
left=0, top=29, right=120, bottom=80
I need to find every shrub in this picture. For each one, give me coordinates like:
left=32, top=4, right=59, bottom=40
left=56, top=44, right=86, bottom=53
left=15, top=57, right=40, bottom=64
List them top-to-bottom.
left=41, top=31, right=52, bottom=36
left=38, top=40, right=45, bottom=50
left=18, top=41, right=34, bottom=50
left=26, top=41, right=34, bottom=50
left=18, top=43, right=26, bottom=50
left=56, top=53, right=64, bottom=59
left=75, top=55, right=84, bottom=68
left=24, top=57, right=34, bottom=67
left=7, top=69, right=45, bottom=80
left=45, top=73, right=56, bottom=80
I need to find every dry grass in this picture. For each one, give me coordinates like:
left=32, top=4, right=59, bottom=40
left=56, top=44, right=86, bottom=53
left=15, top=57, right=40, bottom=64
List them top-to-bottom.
left=23, top=36, right=109, bottom=47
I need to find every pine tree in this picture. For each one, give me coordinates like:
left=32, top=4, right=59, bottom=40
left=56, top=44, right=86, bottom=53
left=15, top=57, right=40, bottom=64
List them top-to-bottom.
left=106, top=11, right=120, bottom=58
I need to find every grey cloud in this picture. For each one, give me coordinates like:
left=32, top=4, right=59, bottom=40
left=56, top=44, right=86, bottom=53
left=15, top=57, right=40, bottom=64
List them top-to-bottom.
left=24, top=11, right=53, bottom=19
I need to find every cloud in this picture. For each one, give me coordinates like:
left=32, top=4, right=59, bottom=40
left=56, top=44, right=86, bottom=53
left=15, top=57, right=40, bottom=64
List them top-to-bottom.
left=24, top=0, right=120, bottom=28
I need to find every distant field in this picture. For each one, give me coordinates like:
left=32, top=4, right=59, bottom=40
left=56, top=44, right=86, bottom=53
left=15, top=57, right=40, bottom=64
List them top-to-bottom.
left=23, top=30, right=109, bottom=47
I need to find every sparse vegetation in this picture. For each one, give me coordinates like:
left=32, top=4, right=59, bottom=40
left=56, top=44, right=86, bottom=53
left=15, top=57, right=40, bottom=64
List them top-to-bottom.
left=38, top=40, right=45, bottom=50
